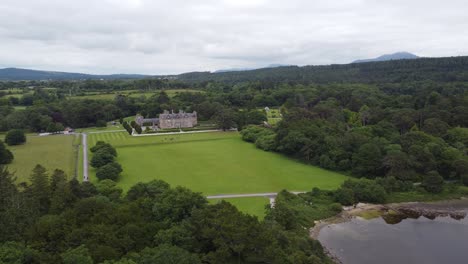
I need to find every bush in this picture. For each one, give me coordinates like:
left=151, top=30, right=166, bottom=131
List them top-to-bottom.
left=240, top=125, right=269, bottom=142
left=5, top=129, right=26, bottom=146
left=255, top=134, right=276, bottom=151
left=96, top=162, right=123, bottom=181
left=422, top=171, right=444, bottom=193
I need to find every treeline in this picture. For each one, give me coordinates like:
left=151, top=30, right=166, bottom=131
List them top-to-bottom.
left=177, top=56, right=468, bottom=84
left=241, top=82, right=468, bottom=190
left=0, top=87, right=269, bottom=132
left=0, top=166, right=332, bottom=264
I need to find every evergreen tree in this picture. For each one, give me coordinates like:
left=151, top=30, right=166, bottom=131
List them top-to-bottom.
left=29, top=164, right=51, bottom=214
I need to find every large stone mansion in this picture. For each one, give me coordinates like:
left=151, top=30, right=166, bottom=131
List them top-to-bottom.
left=135, top=110, right=197, bottom=129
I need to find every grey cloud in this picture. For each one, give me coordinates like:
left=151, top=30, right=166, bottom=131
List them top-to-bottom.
left=0, top=0, right=467, bottom=74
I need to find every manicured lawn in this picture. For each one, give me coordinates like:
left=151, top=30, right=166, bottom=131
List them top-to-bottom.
left=88, top=132, right=348, bottom=195
left=4, top=135, right=77, bottom=182
left=209, top=197, right=270, bottom=219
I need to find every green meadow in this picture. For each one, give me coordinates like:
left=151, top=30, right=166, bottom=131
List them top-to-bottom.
left=88, top=131, right=347, bottom=195
left=3, top=134, right=78, bottom=182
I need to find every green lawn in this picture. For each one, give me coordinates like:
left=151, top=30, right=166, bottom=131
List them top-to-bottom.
left=88, top=132, right=347, bottom=195
left=4, top=135, right=77, bottom=182
left=209, top=197, right=270, bottom=219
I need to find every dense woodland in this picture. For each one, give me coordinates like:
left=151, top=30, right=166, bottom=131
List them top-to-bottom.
left=1, top=56, right=468, bottom=263
left=0, top=166, right=331, bottom=264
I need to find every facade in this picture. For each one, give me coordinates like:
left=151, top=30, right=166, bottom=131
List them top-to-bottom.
left=135, top=110, right=197, bottom=129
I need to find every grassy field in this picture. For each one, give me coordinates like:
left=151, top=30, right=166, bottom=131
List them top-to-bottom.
left=69, top=89, right=203, bottom=100
left=88, top=132, right=347, bottom=195
left=4, top=135, right=77, bottom=182
left=209, top=197, right=270, bottom=219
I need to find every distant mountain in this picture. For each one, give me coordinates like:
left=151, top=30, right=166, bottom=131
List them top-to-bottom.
left=353, top=52, right=419, bottom=63
left=214, top=64, right=293, bottom=73
left=0, top=67, right=151, bottom=81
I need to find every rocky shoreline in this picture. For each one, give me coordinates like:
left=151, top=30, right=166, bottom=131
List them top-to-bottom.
left=310, top=198, right=468, bottom=263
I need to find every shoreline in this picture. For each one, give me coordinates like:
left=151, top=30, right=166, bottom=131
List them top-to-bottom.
left=311, top=198, right=468, bottom=263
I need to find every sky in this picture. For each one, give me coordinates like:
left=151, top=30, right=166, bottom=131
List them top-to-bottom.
left=0, top=0, right=467, bottom=75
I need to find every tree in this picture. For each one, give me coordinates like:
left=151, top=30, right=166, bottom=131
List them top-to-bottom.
left=213, top=107, right=236, bottom=130
left=122, top=121, right=133, bottom=135
left=5, top=129, right=26, bottom=146
left=0, top=140, right=13, bottom=164
left=91, top=141, right=117, bottom=157
left=352, top=142, right=384, bottom=178
left=90, top=151, right=115, bottom=168
left=96, top=162, right=122, bottom=181
left=29, top=164, right=51, bottom=214
left=0, top=166, right=17, bottom=212
left=50, top=169, right=75, bottom=213
left=422, top=171, right=444, bottom=193
left=96, top=180, right=123, bottom=201
left=334, top=187, right=355, bottom=205
left=0, top=242, right=40, bottom=264
left=61, top=245, right=93, bottom=264
left=130, top=245, right=201, bottom=264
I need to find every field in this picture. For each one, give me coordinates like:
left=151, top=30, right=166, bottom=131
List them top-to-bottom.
left=68, top=89, right=203, bottom=100
left=88, top=132, right=347, bottom=195
left=3, top=135, right=78, bottom=182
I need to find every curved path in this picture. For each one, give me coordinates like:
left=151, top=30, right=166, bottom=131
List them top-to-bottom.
left=82, top=133, right=89, bottom=181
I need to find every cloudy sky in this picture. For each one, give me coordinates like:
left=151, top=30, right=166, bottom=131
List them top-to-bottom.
left=0, top=0, right=467, bottom=74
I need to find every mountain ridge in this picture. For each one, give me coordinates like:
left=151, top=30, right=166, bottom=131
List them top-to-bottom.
left=353, top=52, right=419, bottom=63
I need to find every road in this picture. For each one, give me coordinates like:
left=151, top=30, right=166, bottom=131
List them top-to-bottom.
left=82, top=133, right=88, bottom=181
left=206, top=191, right=306, bottom=207
left=206, top=191, right=306, bottom=199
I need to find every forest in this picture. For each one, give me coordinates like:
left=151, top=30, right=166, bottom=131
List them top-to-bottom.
left=1, top=55, right=468, bottom=263
left=0, top=166, right=331, bottom=263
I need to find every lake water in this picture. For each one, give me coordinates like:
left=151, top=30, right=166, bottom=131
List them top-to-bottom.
left=318, top=210, right=468, bottom=264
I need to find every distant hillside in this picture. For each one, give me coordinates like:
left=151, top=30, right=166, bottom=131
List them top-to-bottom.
left=353, top=52, right=419, bottom=63
left=177, top=56, right=468, bottom=84
left=214, top=64, right=293, bottom=73
left=0, top=68, right=150, bottom=81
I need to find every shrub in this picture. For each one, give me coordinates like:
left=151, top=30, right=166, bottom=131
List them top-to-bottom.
left=240, top=125, right=269, bottom=142
left=5, top=129, right=26, bottom=146
left=255, top=133, right=276, bottom=151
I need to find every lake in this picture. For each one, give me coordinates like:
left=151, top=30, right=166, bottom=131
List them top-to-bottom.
left=317, top=206, right=468, bottom=264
